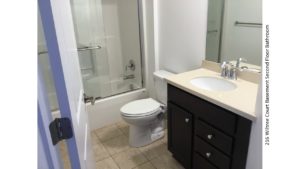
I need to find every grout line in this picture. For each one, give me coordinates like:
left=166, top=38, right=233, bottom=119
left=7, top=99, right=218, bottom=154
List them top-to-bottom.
left=92, top=121, right=172, bottom=169
left=94, top=125, right=125, bottom=143
left=102, top=135, right=132, bottom=156
left=110, top=155, right=121, bottom=169
left=148, top=158, right=158, bottom=169
left=133, top=160, right=156, bottom=169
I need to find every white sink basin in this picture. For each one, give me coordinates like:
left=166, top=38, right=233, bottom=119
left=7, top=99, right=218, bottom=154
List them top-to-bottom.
left=190, top=77, right=237, bottom=91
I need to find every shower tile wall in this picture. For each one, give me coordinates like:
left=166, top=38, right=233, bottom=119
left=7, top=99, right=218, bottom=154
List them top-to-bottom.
left=101, top=0, right=143, bottom=93
left=116, top=0, right=142, bottom=90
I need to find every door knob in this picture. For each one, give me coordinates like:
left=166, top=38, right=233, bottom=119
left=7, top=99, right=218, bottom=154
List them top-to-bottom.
left=185, top=118, right=189, bottom=123
left=207, top=134, right=213, bottom=140
left=206, top=152, right=211, bottom=158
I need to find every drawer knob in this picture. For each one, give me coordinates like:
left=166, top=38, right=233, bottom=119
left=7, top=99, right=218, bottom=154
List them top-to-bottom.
left=185, top=118, right=189, bottom=123
left=207, top=134, right=213, bottom=140
left=206, top=152, right=211, bottom=158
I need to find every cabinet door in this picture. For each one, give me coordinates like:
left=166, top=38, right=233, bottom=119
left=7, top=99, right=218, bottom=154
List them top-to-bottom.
left=168, top=102, right=192, bottom=169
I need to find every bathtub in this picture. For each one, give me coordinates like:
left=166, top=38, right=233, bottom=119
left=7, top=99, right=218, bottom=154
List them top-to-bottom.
left=51, top=75, right=147, bottom=130
left=52, top=88, right=148, bottom=130
left=86, top=88, right=148, bottom=130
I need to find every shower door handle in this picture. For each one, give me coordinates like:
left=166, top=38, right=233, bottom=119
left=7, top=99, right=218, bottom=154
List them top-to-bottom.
left=83, top=93, right=96, bottom=105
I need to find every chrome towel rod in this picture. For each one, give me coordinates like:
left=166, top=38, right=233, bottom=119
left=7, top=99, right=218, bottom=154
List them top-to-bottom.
left=234, top=21, right=262, bottom=28
left=207, top=29, right=218, bottom=33
left=38, top=45, right=101, bottom=55
left=77, top=45, right=101, bottom=51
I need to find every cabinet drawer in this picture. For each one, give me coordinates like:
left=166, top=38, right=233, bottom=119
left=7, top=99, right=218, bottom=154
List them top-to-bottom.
left=168, top=85, right=237, bottom=135
left=195, top=120, right=233, bottom=155
left=194, top=137, right=231, bottom=169
left=193, top=152, right=218, bottom=169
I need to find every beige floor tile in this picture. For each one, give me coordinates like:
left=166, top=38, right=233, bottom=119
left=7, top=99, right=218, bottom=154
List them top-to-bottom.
left=115, top=120, right=129, bottom=137
left=94, top=124, right=123, bottom=142
left=161, top=129, right=168, bottom=144
left=91, top=132, right=100, bottom=145
left=102, top=135, right=130, bottom=155
left=93, top=139, right=110, bottom=161
left=139, top=140, right=169, bottom=160
left=58, top=141, right=71, bottom=169
left=112, top=149, right=148, bottom=169
left=150, top=153, right=184, bottom=169
left=96, top=157, right=119, bottom=169
left=133, top=162, right=156, bottom=169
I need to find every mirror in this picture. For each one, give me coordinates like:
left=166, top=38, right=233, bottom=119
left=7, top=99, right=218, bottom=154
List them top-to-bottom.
left=205, top=0, right=262, bottom=67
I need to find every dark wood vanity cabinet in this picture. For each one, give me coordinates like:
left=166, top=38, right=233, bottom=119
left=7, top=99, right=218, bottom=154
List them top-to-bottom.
left=167, top=85, right=252, bottom=169
left=168, top=103, right=193, bottom=169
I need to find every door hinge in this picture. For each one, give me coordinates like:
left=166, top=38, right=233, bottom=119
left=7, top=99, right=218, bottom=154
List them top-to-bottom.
left=49, top=118, right=73, bottom=145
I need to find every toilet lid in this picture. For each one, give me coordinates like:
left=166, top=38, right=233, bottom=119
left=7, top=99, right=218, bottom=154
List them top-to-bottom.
left=121, top=98, right=161, bottom=117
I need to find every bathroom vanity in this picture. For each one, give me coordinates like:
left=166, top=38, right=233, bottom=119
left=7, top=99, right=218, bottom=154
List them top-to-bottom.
left=166, top=63, right=258, bottom=169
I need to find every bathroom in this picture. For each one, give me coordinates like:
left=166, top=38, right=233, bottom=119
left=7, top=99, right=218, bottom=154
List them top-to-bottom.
left=38, top=0, right=262, bottom=169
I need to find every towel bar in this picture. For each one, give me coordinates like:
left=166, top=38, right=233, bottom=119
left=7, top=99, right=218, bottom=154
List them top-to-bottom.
left=234, top=21, right=262, bottom=28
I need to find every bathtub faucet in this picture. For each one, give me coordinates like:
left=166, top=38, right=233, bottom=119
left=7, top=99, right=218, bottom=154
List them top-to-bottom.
left=125, top=59, right=136, bottom=71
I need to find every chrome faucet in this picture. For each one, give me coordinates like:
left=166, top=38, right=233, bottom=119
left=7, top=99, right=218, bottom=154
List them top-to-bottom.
left=220, top=58, right=247, bottom=80
left=221, top=58, right=247, bottom=80
left=236, top=58, right=247, bottom=69
left=125, top=59, right=136, bottom=71
left=220, top=61, right=231, bottom=78
left=229, top=66, right=238, bottom=80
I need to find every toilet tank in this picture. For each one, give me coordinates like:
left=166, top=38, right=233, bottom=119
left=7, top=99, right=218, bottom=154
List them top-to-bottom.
left=153, top=70, right=175, bottom=105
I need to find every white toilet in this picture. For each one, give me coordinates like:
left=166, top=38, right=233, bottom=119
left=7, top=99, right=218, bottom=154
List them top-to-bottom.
left=120, top=70, right=174, bottom=147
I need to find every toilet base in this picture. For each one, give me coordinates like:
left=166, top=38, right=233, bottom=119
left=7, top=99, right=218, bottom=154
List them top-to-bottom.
left=128, top=121, right=164, bottom=147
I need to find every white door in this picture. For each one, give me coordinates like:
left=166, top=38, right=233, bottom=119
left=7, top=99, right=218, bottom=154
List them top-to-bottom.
left=39, top=0, right=95, bottom=168
left=38, top=66, right=63, bottom=169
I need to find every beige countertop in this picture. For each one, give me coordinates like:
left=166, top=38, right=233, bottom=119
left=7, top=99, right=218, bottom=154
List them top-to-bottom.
left=166, top=68, right=259, bottom=121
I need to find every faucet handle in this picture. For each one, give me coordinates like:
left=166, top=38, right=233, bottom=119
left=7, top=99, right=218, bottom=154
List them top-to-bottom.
left=220, top=61, right=230, bottom=77
left=220, top=61, right=229, bottom=68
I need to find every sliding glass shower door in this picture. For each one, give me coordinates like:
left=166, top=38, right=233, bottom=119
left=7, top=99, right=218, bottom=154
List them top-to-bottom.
left=38, top=0, right=143, bottom=109
left=70, top=0, right=143, bottom=101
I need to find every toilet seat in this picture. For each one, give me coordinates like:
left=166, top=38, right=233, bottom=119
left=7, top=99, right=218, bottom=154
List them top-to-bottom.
left=121, top=98, right=161, bottom=117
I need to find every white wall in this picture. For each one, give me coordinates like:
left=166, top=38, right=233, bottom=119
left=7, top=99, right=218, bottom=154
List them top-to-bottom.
left=142, top=0, right=156, bottom=99
left=155, top=0, right=208, bottom=73
left=246, top=82, right=262, bottom=169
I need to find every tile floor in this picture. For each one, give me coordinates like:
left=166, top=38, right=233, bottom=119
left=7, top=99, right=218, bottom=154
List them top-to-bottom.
left=60, top=120, right=184, bottom=169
